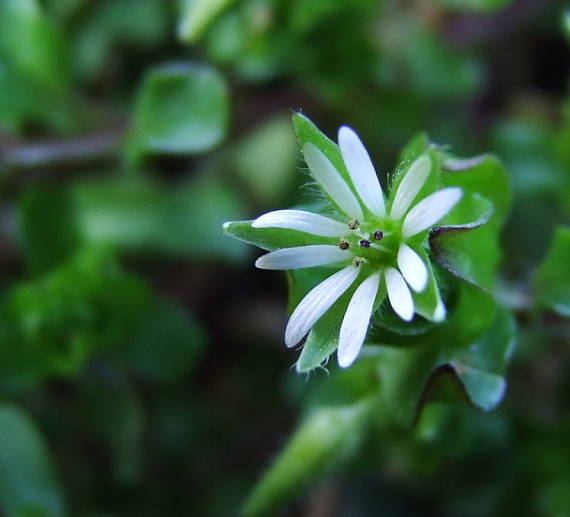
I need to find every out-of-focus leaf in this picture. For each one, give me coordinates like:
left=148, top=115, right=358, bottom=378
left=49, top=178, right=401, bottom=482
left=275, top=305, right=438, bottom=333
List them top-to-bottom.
left=0, top=0, right=69, bottom=92
left=0, top=0, right=77, bottom=133
left=73, top=0, right=168, bottom=80
left=178, top=0, right=236, bottom=43
left=434, top=0, right=513, bottom=12
left=564, top=9, right=570, bottom=43
left=404, top=30, right=480, bottom=99
left=129, top=63, right=229, bottom=161
left=234, top=115, right=298, bottom=206
left=74, top=174, right=248, bottom=263
left=18, top=187, right=81, bottom=275
left=534, top=226, right=570, bottom=317
left=0, top=248, right=152, bottom=387
left=118, top=299, right=206, bottom=383
left=76, top=372, right=144, bottom=485
left=243, top=399, right=374, bottom=517
left=0, top=404, right=65, bottom=517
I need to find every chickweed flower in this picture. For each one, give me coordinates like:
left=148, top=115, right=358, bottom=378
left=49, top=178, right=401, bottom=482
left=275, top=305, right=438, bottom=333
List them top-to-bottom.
left=226, top=124, right=465, bottom=368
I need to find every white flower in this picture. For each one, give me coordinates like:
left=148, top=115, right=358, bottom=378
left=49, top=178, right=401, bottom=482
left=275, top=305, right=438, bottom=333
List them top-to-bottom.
left=253, top=126, right=462, bottom=368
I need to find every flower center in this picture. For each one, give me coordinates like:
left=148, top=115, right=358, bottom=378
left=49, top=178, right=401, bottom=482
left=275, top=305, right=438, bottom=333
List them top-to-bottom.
left=339, top=217, right=401, bottom=269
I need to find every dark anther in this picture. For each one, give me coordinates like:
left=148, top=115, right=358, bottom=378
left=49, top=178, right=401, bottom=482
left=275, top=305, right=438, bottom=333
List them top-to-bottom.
left=347, top=219, right=360, bottom=230
left=373, top=230, right=384, bottom=241
left=338, top=239, right=350, bottom=250
left=359, top=239, right=371, bottom=248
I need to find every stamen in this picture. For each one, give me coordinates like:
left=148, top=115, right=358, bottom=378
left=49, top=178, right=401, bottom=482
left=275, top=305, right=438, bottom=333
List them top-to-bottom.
left=347, top=219, right=360, bottom=230
left=373, top=230, right=384, bottom=241
left=338, top=239, right=350, bottom=250
left=359, top=239, right=371, bottom=248
left=352, top=257, right=367, bottom=268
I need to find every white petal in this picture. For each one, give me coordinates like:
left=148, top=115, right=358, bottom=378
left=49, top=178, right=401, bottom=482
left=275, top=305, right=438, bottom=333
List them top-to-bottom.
left=338, top=126, right=386, bottom=217
left=303, top=143, right=364, bottom=220
left=390, top=155, right=431, bottom=220
left=402, top=187, right=463, bottom=238
left=252, top=209, right=348, bottom=237
left=397, top=244, right=428, bottom=292
left=255, top=245, right=351, bottom=270
left=285, top=265, right=360, bottom=347
left=384, top=267, right=414, bottom=322
left=338, top=273, right=380, bottom=368
left=433, top=298, right=446, bottom=322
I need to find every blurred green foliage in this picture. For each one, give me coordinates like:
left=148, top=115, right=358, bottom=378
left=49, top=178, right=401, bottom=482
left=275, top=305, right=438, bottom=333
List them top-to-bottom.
left=0, top=0, right=568, bottom=516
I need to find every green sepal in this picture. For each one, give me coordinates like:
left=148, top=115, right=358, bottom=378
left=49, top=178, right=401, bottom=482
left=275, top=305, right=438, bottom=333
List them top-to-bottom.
left=291, top=112, right=361, bottom=216
left=292, top=112, right=352, bottom=187
left=397, top=132, right=430, bottom=164
left=222, top=220, right=336, bottom=251
left=534, top=226, right=570, bottom=317
left=411, top=247, right=445, bottom=322
left=290, top=268, right=386, bottom=373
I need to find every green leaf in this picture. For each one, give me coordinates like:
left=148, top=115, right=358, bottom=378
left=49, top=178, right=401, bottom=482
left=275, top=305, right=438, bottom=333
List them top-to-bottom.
left=178, top=0, right=236, bottom=43
left=129, top=63, right=229, bottom=161
left=442, top=153, right=511, bottom=224
left=429, top=193, right=496, bottom=290
left=534, top=226, right=570, bottom=317
left=375, top=306, right=515, bottom=426
left=243, top=399, right=374, bottom=517
left=0, top=404, right=65, bottom=517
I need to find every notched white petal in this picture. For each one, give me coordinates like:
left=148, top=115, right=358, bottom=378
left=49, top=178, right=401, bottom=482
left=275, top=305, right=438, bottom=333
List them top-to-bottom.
left=338, top=126, right=386, bottom=217
left=303, top=142, right=364, bottom=220
left=390, top=155, right=431, bottom=220
left=402, top=187, right=463, bottom=238
left=252, top=209, right=347, bottom=237
left=397, top=244, right=428, bottom=293
left=255, top=245, right=351, bottom=270
left=285, top=265, right=360, bottom=347
left=384, top=267, right=414, bottom=322
left=338, top=273, right=380, bottom=368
